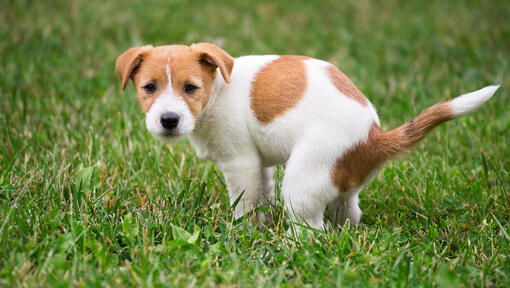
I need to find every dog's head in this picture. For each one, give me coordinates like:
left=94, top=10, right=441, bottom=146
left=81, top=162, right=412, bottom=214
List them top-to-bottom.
left=116, top=43, right=234, bottom=141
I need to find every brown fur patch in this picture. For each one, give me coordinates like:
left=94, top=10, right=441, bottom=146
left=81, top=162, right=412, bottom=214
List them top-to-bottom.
left=191, top=43, right=234, bottom=84
left=116, top=45, right=153, bottom=90
left=166, top=46, right=216, bottom=117
left=131, top=48, right=171, bottom=113
left=250, top=56, right=308, bottom=124
left=327, top=65, right=368, bottom=106
left=331, top=101, right=454, bottom=192
left=331, top=123, right=385, bottom=192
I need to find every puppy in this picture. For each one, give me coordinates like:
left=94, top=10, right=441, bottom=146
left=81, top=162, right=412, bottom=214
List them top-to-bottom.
left=116, top=43, right=499, bottom=230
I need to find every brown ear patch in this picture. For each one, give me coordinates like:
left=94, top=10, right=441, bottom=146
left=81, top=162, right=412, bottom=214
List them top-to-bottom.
left=190, top=43, right=234, bottom=83
left=116, top=45, right=153, bottom=90
left=250, top=56, right=308, bottom=124
left=327, top=65, right=368, bottom=106
left=331, top=123, right=385, bottom=192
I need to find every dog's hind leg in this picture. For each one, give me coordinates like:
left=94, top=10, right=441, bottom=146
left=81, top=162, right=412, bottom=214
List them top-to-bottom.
left=281, top=141, right=339, bottom=233
left=255, top=166, right=277, bottom=225
left=261, top=167, right=276, bottom=205
left=327, top=188, right=363, bottom=227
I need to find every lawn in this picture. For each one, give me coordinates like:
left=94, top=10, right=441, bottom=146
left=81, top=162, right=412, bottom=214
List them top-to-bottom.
left=1, top=0, right=509, bottom=286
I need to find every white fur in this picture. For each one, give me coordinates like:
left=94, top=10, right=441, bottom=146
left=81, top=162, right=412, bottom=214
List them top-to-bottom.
left=145, top=64, right=195, bottom=141
left=449, top=85, right=500, bottom=117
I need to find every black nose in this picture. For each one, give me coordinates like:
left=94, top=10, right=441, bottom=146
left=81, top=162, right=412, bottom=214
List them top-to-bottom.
left=160, top=112, right=180, bottom=130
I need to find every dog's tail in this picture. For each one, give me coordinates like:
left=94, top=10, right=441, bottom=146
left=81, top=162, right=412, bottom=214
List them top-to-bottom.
left=376, top=85, right=500, bottom=158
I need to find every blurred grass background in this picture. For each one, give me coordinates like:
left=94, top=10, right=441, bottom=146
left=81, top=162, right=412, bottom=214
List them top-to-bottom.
left=1, top=0, right=509, bottom=286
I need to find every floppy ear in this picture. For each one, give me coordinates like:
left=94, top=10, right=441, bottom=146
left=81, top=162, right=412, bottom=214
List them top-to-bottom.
left=191, top=42, right=234, bottom=83
left=115, top=45, right=153, bottom=90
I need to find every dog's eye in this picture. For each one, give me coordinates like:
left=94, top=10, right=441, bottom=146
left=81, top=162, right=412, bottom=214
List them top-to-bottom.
left=143, top=83, right=157, bottom=94
left=184, top=83, right=197, bottom=94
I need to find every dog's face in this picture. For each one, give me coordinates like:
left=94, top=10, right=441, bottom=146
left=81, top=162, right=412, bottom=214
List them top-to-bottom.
left=116, top=43, right=234, bottom=141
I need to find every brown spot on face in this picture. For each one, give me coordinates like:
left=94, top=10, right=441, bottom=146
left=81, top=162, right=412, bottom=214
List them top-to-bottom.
left=116, top=43, right=234, bottom=116
left=133, top=45, right=215, bottom=116
left=164, top=45, right=216, bottom=117
left=131, top=47, right=172, bottom=113
left=250, top=56, right=308, bottom=124
left=327, top=65, right=367, bottom=106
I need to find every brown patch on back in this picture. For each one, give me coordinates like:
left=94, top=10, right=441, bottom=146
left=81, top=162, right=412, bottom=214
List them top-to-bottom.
left=250, top=56, right=308, bottom=124
left=327, top=65, right=368, bottom=106
left=331, top=123, right=385, bottom=192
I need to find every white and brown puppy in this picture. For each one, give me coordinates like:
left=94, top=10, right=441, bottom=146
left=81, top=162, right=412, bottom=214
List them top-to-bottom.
left=116, top=43, right=499, bottom=230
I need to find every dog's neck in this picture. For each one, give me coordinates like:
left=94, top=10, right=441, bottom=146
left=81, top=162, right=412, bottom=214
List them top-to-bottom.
left=187, top=72, right=228, bottom=159
left=193, top=72, right=225, bottom=133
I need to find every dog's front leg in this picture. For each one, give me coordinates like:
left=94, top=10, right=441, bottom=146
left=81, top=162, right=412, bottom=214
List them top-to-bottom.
left=220, top=156, right=267, bottom=223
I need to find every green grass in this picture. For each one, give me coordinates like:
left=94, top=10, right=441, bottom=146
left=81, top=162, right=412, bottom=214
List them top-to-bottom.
left=1, top=0, right=509, bottom=286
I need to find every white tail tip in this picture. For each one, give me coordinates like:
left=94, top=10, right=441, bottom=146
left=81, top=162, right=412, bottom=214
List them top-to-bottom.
left=449, top=85, right=500, bottom=117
